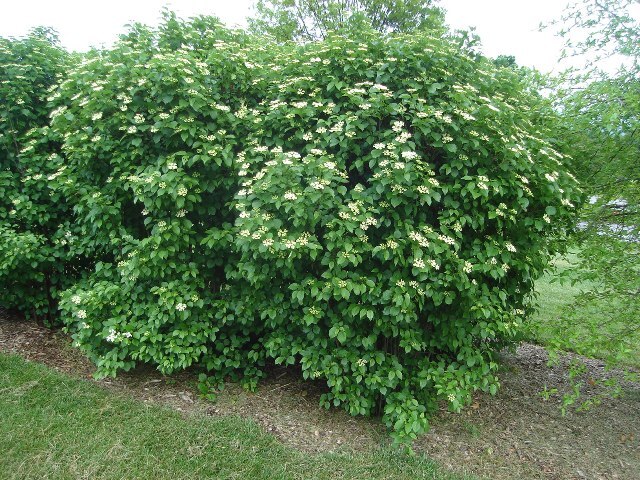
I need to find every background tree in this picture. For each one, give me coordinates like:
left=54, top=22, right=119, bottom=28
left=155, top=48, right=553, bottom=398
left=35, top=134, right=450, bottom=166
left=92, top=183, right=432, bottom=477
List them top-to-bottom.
left=248, top=0, right=446, bottom=42
left=540, top=0, right=639, bottom=401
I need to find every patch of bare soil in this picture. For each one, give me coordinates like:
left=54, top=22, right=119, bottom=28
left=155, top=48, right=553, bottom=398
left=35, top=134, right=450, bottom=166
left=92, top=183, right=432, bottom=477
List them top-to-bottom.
left=1, top=313, right=638, bottom=480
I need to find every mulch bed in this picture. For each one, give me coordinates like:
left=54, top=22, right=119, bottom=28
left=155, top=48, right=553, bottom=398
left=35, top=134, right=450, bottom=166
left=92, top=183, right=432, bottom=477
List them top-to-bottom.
left=1, top=312, right=638, bottom=480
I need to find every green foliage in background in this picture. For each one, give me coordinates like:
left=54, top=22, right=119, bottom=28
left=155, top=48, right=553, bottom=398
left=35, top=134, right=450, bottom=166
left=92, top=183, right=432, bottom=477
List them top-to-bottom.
left=248, top=0, right=446, bottom=42
left=542, top=0, right=639, bottom=388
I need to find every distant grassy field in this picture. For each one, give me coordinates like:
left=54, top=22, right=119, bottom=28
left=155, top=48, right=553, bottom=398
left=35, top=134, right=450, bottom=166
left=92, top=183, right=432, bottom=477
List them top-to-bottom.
left=528, top=253, right=639, bottom=368
left=0, top=353, right=471, bottom=480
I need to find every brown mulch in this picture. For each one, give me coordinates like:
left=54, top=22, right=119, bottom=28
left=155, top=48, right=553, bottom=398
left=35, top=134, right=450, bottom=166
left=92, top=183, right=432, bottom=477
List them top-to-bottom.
left=0, top=312, right=638, bottom=480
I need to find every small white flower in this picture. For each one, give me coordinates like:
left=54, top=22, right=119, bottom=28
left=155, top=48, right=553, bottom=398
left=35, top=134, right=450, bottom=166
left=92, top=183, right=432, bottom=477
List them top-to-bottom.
left=392, top=121, right=405, bottom=132
left=401, top=151, right=418, bottom=160
left=168, top=162, right=178, bottom=170
left=177, top=187, right=188, bottom=197
left=284, top=191, right=297, bottom=201
left=506, top=243, right=517, bottom=253
left=413, top=258, right=426, bottom=269
left=71, top=295, right=82, bottom=305
left=176, top=303, right=187, bottom=311
left=76, top=310, right=87, bottom=319
left=106, top=329, right=117, bottom=342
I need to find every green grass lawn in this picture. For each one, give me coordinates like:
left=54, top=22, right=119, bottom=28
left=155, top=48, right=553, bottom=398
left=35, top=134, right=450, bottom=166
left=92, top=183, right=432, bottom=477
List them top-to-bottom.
left=528, top=254, right=639, bottom=368
left=0, top=353, right=471, bottom=480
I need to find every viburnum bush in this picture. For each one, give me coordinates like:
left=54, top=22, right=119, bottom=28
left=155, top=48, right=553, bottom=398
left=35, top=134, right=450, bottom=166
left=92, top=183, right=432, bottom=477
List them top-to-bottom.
left=7, top=15, right=581, bottom=442
left=51, top=16, right=269, bottom=379
left=0, top=29, right=76, bottom=322
left=229, top=32, right=581, bottom=441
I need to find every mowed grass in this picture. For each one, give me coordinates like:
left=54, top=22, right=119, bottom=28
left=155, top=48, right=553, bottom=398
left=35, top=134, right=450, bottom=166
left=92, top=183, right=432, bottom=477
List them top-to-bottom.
left=528, top=253, right=640, bottom=368
left=0, top=353, right=471, bottom=480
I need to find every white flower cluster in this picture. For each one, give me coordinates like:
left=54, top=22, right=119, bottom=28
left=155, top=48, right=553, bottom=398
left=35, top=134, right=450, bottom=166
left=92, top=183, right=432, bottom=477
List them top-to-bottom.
left=329, top=121, right=344, bottom=133
left=392, top=121, right=405, bottom=132
left=395, top=131, right=411, bottom=143
left=545, top=171, right=559, bottom=183
left=310, top=180, right=328, bottom=190
left=359, top=217, right=378, bottom=231
left=409, top=231, right=429, bottom=248
left=438, top=234, right=456, bottom=246
left=381, top=238, right=397, bottom=249
left=505, top=243, right=517, bottom=253
left=413, top=258, right=426, bottom=269
left=463, top=261, right=473, bottom=273
left=106, top=329, right=132, bottom=343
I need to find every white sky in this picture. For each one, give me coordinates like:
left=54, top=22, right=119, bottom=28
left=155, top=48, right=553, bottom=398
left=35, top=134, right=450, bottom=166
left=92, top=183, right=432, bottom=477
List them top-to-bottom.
left=0, top=0, right=626, bottom=74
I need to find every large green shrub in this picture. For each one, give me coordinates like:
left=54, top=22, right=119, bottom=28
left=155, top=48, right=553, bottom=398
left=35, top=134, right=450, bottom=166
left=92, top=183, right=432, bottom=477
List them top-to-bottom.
left=8, top=15, right=580, bottom=441
left=50, top=17, right=268, bottom=378
left=0, top=29, right=76, bottom=322
left=227, top=33, right=581, bottom=441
